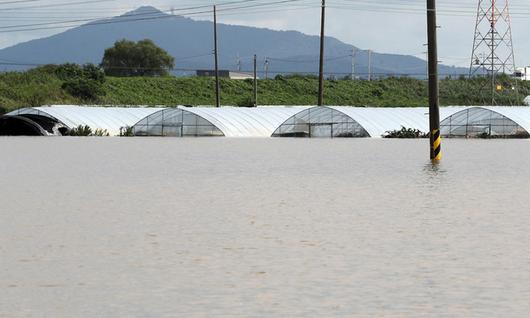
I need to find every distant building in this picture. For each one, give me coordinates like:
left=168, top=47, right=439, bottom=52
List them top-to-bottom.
left=514, top=67, right=530, bottom=81
left=196, top=70, right=256, bottom=80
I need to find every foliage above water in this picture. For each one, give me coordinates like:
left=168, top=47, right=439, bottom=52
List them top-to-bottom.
left=67, top=125, right=109, bottom=137
left=119, top=126, right=134, bottom=137
left=384, top=127, right=428, bottom=139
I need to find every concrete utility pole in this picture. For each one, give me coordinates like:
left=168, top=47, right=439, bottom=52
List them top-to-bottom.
left=318, top=0, right=326, bottom=106
left=427, top=0, right=441, bottom=161
left=213, top=5, right=220, bottom=108
left=253, top=54, right=258, bottom=107
left=264, top=58, right=270, bottom=80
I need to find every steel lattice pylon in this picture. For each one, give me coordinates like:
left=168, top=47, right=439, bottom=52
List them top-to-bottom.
left=470, top=0, right=515, bottom=77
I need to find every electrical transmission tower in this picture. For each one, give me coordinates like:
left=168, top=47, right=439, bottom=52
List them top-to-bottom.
left=470, top=0, right=516, bottom=104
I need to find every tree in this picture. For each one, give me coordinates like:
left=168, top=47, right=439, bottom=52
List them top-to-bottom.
left=101, top=39, right=175, bottom=77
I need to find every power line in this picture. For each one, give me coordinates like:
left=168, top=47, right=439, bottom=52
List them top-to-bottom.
left=0, top=0, right=309, bottom=33
left=0, top=0, right=118, bottom=11
left=0, top=0, right=40, bottom=5
left=0, top=60, right=469, bottom=77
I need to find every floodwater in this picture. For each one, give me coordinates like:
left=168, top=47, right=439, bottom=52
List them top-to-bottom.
left=1, top=138, right=530, bottom=317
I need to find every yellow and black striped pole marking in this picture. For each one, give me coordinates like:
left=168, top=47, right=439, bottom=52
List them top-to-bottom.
left=431, top=129, right=442, bottom=161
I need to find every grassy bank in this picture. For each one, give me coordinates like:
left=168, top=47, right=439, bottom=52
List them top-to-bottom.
left=0, top=67, right=528, bottom=114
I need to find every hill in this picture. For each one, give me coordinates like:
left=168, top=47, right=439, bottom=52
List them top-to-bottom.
left=0, top=6, right=466, bottom=77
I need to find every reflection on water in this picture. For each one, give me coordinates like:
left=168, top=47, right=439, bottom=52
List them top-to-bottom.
left=1, top=138, right=530, bottom=317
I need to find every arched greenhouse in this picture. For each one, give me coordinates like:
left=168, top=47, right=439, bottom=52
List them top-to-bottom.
left=5, top=105, right=530, bottom=139
left=5, top=106, right=163, bottom=136
left=132, top=106, right=309, bottom=137
left=272, top=107, right=370, bottom=138
left=272, top=107, right=467, bottom=138
left=441, top=107, right=530, bottom=138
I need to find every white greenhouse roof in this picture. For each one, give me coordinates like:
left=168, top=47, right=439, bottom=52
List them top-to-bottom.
left=8, top=105, right=165, bottom=136
left=13, top=105, right=529, bottom=138
left=179, top=106, right=311, bottom=137
left=329, top=106, right=467, bottom=137
left=462, top=106, right=530, bottom=134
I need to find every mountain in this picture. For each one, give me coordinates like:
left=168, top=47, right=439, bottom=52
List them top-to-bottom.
left=0, top=6, right=466, bottom=78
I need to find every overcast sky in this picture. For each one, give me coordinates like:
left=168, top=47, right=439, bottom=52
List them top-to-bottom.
left=1, top=0, right=529, bottom=67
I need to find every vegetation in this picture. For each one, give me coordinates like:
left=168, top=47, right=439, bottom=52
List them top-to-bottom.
left=101, top=39, right=175, bottom=77
left=58, top=64, right=106, bottom=101
left=0, top=65, right=529, bottom=114
left=67, top=125, right=109, bottom=136
left=67, top=125, right=93, bottom=136
left=120, top=126, right=134, bottom=137
left=384, top=127, right=428, bottom=138
left=93, top=128, right=110, bottom=137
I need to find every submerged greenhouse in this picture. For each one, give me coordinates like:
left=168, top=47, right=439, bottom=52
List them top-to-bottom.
left=2, top=105, right=530, bottom=138
left=5, top=106, right=164, bottom=136
left=132, top=106, right=309, bottom=137
left=272, top=107, right=467, bottom=138
left=272, top=107, right=371, bottom=138
left=441, top=107, right=530, bottom=138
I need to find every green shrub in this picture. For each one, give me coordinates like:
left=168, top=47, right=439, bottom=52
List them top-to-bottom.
left=35, top=63, right=107, bottom=101
left=44, top=63, right=104, bottom=81
left=54, top=63, right=84, bottom=80
left=81, top=64, right=105, bottom=83
left=62, top=78, right=105, bottom=100
left=20, top=84, right=49, bottom=107
left=237, top=96, right=255, bottom=107
left=67, top=125, right=109, bottom=136
left=68, top=125, right=93, bottom=136
left=120, top=126, right=134, bottom=137
left=384, top=127, right=428, bottom=138
left=93, top=128, right=110, bottom=137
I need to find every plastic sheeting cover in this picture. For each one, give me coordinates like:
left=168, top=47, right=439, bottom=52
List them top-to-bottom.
left=8, top=105, right=165, bottom=136
left=181, top=106, right=311, bottom=137
left=328, top=107, right=467, bottom=138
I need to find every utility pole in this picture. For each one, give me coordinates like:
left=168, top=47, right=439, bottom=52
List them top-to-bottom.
left=318, top=0, right=326, bottom=106
left=427, top=0, right=441, bottom=161
left=213, top=5, right=220, bottom=108
left=351, top=48, right=356, bottom=80
left=368, top=49, right=372, bottom=81
left=424, top=49, right=429, bottom=80
left=236, top=53, right=241, bottom=72
left=253, top=54, right=258, bottom=107
left=264, top=57, right=270, bottom=80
